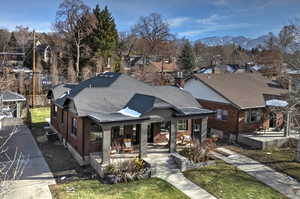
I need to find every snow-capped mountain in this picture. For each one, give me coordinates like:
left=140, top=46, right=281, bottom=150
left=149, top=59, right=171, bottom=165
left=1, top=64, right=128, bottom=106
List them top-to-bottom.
left=198, top=35, right=270, bottom=50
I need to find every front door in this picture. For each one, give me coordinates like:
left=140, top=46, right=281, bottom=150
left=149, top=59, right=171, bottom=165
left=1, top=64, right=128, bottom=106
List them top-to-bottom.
left=269, top=112, right=277, bottom=128
left=192, top=119, right=202, bottom=142
left=147, top=124, right=154, bottom=143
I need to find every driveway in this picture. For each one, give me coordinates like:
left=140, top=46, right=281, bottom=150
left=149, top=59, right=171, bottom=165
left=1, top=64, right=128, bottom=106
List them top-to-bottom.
left=1, top=124, right=55, bottom=199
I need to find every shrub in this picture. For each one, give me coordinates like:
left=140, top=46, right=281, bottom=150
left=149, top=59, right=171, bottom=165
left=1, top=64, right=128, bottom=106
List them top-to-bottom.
left=179, top=138, right=216, bottom=163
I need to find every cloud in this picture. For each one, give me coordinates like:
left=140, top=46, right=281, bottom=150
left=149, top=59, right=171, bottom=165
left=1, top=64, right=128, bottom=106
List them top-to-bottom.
left=196, top=14, right=220, bottom=25
left=167, top=17, right=190, bottom=28
left=0, top=21, right=52, bottom=32
left=178, top=23, right=254, bottom=37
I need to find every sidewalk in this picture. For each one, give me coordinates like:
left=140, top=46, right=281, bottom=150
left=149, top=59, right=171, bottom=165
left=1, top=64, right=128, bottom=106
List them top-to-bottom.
left=3, top=125, right=55, bottom=199
left=214, top=147, right=300, bottom=199
left=144, top=153, right=216, bottom=199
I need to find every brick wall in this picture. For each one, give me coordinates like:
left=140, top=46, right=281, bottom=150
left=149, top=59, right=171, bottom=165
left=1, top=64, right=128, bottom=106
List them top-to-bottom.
left=197, top=99, right=283, bottom=134
left=198, top=100, right=239, bottom=134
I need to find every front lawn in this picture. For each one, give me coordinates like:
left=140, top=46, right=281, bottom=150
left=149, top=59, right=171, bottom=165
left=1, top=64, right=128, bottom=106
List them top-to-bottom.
left=30, top=107, right=50, bottom=124
left=226, top=144, right=300, bottom=182
left=184, top=160, right=288, bottom=199
left=50, top=178, right=189, bottom=199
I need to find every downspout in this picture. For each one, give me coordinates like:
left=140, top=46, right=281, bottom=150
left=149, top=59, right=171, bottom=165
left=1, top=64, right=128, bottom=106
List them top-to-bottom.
left=235, top=110, right=240, bottom=142
left=65, top=111, right=68, bottom=147
left=82, top=118, right=85, bottom=161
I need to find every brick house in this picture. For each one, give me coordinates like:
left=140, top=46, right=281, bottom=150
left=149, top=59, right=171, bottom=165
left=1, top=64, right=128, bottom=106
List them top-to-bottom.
left=47, top=72, right=214, bottom=174
left=184, top=73, right=288, bottom=140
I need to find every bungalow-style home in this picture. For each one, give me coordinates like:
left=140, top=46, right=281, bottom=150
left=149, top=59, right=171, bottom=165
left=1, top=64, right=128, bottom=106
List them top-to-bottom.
left=47, top=72, right=214, bottom=171
left=184, top=73, right=288, bottom=140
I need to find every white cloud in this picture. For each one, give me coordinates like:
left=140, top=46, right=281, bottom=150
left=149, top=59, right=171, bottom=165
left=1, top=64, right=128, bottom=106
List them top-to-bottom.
left=167, top=17, right=190, bottom=28
left=0, top=21, right=52, bottom=32
left=178, top=23, right=254, bottom=37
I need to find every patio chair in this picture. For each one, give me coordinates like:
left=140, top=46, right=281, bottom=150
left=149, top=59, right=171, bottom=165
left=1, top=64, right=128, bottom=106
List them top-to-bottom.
left=122, top=138, right=134, bottom=153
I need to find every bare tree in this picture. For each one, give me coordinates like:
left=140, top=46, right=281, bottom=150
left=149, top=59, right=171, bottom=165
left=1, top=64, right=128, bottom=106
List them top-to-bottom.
left=55, top=0, right=90, bottom=77
left=132, top=13, right=172, bottom=57
left=14, top=26, right=30, bottom=53
left=51, top=53, right=59, bottom=85
left=67, top=58, right=77, bottom=83
left=0, top=77, right=27, bottom=198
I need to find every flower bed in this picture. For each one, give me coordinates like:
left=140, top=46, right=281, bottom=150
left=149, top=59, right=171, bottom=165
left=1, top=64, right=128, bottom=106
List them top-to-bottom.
left=174, top=138, right=216, bottom=171
left=103, top=158, right=151, bottom=184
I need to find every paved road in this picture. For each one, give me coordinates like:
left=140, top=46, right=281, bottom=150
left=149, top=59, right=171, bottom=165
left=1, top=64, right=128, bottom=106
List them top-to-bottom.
left=1, top=125, right=55, bottom=199
left=214, top=147, right=300, bottom=199
left=144, top=153, right=216, bottom=199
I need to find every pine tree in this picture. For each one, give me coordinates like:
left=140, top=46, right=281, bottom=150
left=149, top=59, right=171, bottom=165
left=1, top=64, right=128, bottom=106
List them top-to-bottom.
left=88, top=5, right=118, bottom=70
left=178, top=40, right=195, bottom=71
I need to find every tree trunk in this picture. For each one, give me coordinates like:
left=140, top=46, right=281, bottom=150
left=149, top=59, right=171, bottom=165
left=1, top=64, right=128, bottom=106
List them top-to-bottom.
left=76, top=44, right=80, bottom=77
left=296, top=135, right=300, bottom=162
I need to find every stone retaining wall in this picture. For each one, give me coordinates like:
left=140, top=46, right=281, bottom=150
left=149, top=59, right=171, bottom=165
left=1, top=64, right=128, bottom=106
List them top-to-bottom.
left=170, top=153, right=215, bottom=172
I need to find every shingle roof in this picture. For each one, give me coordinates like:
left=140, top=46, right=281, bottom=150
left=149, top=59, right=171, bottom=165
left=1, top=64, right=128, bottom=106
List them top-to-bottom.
left=50, top=72, right=213, bottom=123
left=193, top=73, right=288, bottom=109
left=0, top=91, right=26, bottom=102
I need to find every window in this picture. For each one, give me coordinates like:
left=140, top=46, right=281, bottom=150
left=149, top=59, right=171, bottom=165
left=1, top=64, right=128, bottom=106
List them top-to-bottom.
left=53, top=105, right=57, bottom=117
left=216, top=109, right=229, bottom=120
left=245, top=110, right=262, bottom=123
left=71, top=118, right=77, bottom=136
left=177, top=120, right=188, bottom=131
left=89, top=123, right=102, bottom=142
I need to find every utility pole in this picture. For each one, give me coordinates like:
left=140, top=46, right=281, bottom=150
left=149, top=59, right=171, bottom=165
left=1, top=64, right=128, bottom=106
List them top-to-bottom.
left=32, top=30, right=36, bottom=107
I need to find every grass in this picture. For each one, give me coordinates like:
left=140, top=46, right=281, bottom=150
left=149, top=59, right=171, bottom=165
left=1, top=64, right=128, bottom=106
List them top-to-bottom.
left=29, top=107, right=80, bottom=173
left=30, top=107, right=50, bottom=124
left=225, top=144, right=300, bottom=182
left=184, top=160, right=288, bottom=199
left=49, top=178, right=189, bottom=199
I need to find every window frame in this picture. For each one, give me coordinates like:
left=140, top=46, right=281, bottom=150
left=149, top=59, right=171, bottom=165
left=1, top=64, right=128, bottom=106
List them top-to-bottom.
left=216, top=109, right=229, bottom=121
left=245, top=110, right=262, bottom=124
left=71, top=117, right=77, bottom=136
left=177, top=120, right=188, bottom=131
left=89, top=123, right=103, bottom=143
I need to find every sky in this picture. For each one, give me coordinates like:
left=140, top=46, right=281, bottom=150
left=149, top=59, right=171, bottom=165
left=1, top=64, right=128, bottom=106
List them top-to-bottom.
left=0, top=0, right=300, bottom=40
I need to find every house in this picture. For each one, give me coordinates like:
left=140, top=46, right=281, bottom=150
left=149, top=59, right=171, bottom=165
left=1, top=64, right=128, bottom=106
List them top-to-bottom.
left=194, top=64, right=247, bottom=75
left=47, top=72, right=214, bottom=174
left=184, top=73, right=288, bottom=140
left=0, top=91, right=26, bottom=118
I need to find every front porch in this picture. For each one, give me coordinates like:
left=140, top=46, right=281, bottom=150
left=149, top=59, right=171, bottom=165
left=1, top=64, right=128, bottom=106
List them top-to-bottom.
left=89, top=118, right=208, bottom=177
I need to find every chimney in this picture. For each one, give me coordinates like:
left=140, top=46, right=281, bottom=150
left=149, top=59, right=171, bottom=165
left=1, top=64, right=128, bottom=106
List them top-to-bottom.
left=175, top=71, right=184, bottom=88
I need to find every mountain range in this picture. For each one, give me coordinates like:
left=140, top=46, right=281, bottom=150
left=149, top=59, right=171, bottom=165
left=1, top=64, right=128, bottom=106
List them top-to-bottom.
left=198, top=35, right=270, bottom=50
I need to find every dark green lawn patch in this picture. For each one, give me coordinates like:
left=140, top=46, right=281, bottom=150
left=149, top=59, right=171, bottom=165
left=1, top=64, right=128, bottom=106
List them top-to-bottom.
left=226, top=145, right=300, bottom=182
left=184, top=160, right=288, bottom=199
left=49, top=178, right=189, bottom=199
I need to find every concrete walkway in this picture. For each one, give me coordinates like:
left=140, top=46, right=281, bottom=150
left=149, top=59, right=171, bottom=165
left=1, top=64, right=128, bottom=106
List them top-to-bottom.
left=2, top=125, right=55, bottom=199
left=214, top=147, right=300, bottom=199
left=144, top=153, right=216, bottom=199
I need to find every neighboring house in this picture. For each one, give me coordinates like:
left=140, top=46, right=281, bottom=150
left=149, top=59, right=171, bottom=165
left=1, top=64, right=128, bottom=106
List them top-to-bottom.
left=194, top=64, right=247, bottom=74
left=47, top=72, right=214, bottom=173
left=184, top=73, right=288, bottom=140
left=0, top=91, right=26, bottom=118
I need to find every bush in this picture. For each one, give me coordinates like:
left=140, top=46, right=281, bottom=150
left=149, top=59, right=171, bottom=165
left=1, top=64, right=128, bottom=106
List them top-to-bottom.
left=179, top=138, right=216, bottom=163
left=104, top=157, right=151, bottom=184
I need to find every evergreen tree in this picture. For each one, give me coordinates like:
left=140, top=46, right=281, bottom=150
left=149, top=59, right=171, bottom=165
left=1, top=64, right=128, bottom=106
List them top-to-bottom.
left=88, top=5, right=118, bottom=70
left=8, top=32, right=18, bottom=50
left=178, top=40, right=195, bottom=71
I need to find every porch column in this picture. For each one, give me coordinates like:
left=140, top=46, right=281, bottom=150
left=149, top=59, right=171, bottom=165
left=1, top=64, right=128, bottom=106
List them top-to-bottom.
left=16, top=102, right=21, bottom=118
left=201, top=117, right=208, bottom=141
left=169, top=120, right=177, bottom=153
left=139, top=123, right=148, bottom=159
left=102, top=126, right=111, bottom=164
